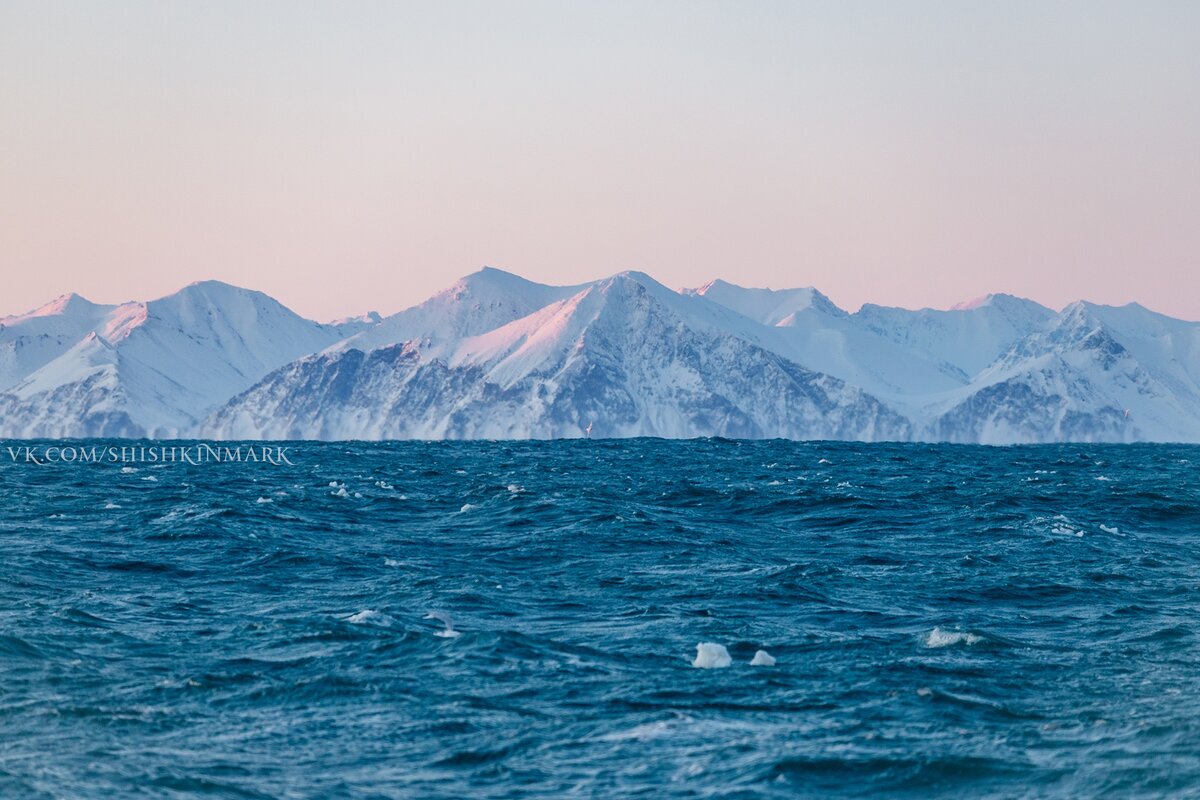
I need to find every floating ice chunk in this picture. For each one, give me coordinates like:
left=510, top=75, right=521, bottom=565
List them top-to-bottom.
left=818, top=458, right=831, bottom=465
left=375, top=480, right=393, bottom=489
left=328, top=481, right=341, bottom=487
left=507, top=484, right=524, bottom=494
left=332, top=486, right=349, bottom=498
left=354, top=492, right=363, bottom=498
left=255, top=497, right=273, bottom=504
left=103, top=502, right=121, bottom=510
left=459, top=503, right=476, bottom=513
left=1099, top=524, right=1120, bottom=534
left=384, top=558, right=401, bottom=567
left=425, top=611, right=461, bottom=638
left=924, top=627, right=982, bottom=648
left=692, top=642, right=731, bottom=668
left=750, top=649, right=776, bottom=666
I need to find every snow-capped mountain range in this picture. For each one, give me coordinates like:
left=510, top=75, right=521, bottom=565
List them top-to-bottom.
left=4, top=268, right=1199, bottom=443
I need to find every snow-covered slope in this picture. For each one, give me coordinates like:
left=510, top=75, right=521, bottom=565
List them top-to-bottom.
left=333, top=267, right=586, bottom=357
left=0, top=281, right=363, bottom=437
left=691, top=281, right=1010, bottom=411
left=0, top=293, right=118, bottom=392
left=854, top=294, right=1055, bottom=380
left=931, top=303, right=1200, bottom=443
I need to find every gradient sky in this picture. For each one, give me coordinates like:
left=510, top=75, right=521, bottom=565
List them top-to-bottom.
left=2, top=1, right=1198, bottom=321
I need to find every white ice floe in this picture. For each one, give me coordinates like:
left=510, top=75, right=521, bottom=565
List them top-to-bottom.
left=255, top=497, right=272, bottom=504
left=459, top=503, right=476, bottom=513
left=924, top=627, right=983, bottom=648
left=692, top=642, right=731, bottom=668
left=750, top=649, right=776, bottom=666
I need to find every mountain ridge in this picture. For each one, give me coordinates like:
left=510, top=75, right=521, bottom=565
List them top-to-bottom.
left=4, top=270, right=1199, bottom=443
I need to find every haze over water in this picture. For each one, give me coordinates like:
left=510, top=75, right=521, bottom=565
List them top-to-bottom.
left=3, top=439, right=1199, bottom=798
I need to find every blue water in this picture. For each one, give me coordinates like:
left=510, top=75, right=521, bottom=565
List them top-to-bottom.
left=2, top=440, right=1200, bottom=798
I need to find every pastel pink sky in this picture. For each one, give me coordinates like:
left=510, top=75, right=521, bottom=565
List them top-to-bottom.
left=2, top=1, right=1198, bottom=321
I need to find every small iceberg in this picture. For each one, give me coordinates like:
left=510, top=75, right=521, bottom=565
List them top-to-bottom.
left=425, top=611, right=461, bottom=638
left=692, top=642, right=731, bottom=669
left=750, top=649, right=776, bottom=666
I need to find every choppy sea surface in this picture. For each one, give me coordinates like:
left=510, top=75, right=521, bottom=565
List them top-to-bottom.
left=2, top=440, right=1200, bottom=798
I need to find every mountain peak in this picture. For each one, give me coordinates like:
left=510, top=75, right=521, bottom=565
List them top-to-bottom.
left=692, top=280, right=844, bottom=324
left=4, top=292, right=103, bottom=323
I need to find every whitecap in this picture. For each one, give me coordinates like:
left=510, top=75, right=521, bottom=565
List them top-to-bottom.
left=818, top=458, right=831, bottom=465
left=120, top=466, right=138, bottom=474
left=141, top=475, right=158, bottom=482
left=1096, top=475, right=1115, bottom=482
left=506, top=484, right=524, bottom=494
left=255, top=497, right=273, bottom=504
left=103, top=502, right=121, bottom=510
left=384, top=558, right=401, bottom=567
left=347, top=609, right=387, bottom=625
left=425, top=611, right=461, bottom=638
left=924, top=627, right=983, bottom=648
left=692, top=642, right=731, bottom=668
left=750, top=649, right=776, bottom=666
left=599, top=720, right=675, bottom=742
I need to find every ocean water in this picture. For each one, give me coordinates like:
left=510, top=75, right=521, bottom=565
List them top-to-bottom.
left=2, top=439, right=1200, bottom=798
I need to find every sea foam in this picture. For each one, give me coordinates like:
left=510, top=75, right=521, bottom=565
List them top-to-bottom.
left=924, top=627, right=983, bottom=648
